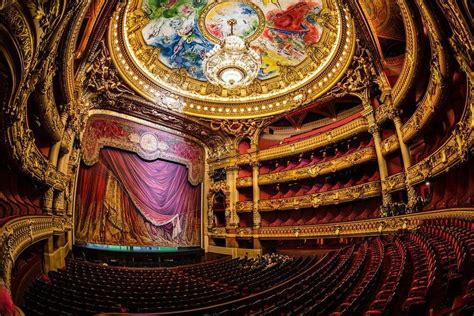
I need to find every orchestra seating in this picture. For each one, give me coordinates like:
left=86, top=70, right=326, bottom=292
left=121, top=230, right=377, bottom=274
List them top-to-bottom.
left=23, top=218, right=473, bottom=315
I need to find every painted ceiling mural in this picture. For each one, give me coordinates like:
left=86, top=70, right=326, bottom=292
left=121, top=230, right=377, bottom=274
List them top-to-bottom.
left=111, top=0, right=356, bottom=118
left=140, top=0, right=324, bottom=81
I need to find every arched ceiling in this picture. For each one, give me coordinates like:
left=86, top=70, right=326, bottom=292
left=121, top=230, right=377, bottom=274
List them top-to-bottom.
left=109, top=0, right=357, bottom=119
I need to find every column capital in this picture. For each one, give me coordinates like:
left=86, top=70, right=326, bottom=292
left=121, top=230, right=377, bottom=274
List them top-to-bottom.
left=367, top=123, right=380, bottom=136
left=250, top=161, right=260, bottom=168
left=224, top=166, right=239, bottom=173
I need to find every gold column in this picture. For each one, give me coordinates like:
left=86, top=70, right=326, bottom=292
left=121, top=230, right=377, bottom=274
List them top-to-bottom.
left=363, top=108, right=392, bottom=211
left=391, top=113, right=418, bottom=208
left=392, top=115, right=412, bottom=167
left=42, top=141, right=61, bottom=214
left=203, top=162, right=211, bottom=252
left=251, top=162, right=261, bottom=229
left=225, top=166, right=240, bottom=228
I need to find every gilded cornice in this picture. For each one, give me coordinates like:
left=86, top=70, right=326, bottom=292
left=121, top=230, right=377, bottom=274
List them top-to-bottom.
left=94, top=94, right=226, bottom=149
left=268, top=106, right=362, bottom=136
left=257, top=117, right=368, bottom=162
left=236, top=146, right=377, bottom=188
left=236, top=181, right=381, bottom=212
left=208, top=208, right=474, bottom=239
left=0, top=215, right=72, bottom=289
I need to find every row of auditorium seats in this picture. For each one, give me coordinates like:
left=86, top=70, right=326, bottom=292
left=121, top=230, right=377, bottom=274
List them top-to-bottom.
left=238, top=135, right=374, bottom=178
left=23, top=218, right=473, bottom=315
left=23, top=255, right=316, bottom=315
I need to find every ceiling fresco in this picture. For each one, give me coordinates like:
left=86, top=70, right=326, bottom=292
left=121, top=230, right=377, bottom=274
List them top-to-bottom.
left=110, top=0, right=356, bottom=118
left=140, top=0, right=324, bottom=81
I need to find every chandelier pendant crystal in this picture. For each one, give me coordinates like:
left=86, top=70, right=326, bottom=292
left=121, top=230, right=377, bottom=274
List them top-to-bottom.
left=203, top=19, right=261, bottom=89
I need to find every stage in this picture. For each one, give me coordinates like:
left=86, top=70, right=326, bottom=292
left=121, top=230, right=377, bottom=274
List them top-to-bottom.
left=72, top=243, right=207, bottom=267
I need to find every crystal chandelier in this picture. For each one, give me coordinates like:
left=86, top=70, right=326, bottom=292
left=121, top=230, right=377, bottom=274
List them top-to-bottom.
left=203, top=19, right=261, bottom=89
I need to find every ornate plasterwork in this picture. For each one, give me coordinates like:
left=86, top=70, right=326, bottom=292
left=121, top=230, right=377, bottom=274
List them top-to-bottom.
left=109, top=0, right=357, bottom=118
left=374, top=0, right=421, bottom=124
left=380, top=0, right=448, bottom=156
left=389, top=0, right=420, bottom=110
left=0, top=2, right=78, bottom=191
left=406, top=82, right=474, bottom=185
left=81, top=113, right=205, bottom=185
left=210, top=116, right=368, bottom=168
left=236, top=146, right=377, bottom=187
left=381, top=172, right=406, bottom=192
left=207, top=180, right=231, bottom=230
left=236, top=181, right=381, bottom=212
left=207, top=208, right=474, bottom=239
left=0, top=215, right=73, bottom=290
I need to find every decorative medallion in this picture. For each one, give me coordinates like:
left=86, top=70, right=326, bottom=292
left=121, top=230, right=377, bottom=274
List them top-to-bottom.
left=110, top=0, right=356, bottom=118
left=200, top=0, right=265, bottom=44
left=139, top=132, right=159, bottom=152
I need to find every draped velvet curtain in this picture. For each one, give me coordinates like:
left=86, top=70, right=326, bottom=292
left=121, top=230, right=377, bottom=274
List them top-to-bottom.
left=75, top=148, right=201, bottom=246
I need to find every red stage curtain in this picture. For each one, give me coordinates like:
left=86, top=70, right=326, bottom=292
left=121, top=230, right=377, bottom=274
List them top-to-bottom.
left=76, top=148, right=200, bottom=246
left=100, top=149, right=194, bottom=227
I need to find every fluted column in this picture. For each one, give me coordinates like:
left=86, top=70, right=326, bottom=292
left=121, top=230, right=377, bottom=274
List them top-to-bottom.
left=251, top=162, right=261, bottom=229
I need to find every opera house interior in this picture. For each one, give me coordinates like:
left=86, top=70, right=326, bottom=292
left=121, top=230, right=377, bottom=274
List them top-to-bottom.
left=0, top=0, right=473, bottom=315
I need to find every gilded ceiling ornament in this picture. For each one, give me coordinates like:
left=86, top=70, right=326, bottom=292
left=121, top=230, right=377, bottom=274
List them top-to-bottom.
left=330, top=40, right=377, bottom=99
left=85, top=41, right=135, bottom=96
left=210, top=119, right=265, bottom=139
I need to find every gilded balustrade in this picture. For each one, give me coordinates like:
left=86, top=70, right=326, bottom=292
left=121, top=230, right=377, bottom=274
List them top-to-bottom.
left=384, top=0, right=420, bottom=113
left=407, top=83, right=473, bottom=185
left=236, top=147, right=377, bottom=188
left=382, top=172, right=406, bottom=193
left=236, top=181, right=381, bottom=212
left=207, top=208, right=474, bottom=239
left=0, top=215, right=73, bottom=289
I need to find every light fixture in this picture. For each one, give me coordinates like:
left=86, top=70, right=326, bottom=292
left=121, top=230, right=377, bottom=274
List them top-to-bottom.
left=203, top=19, right=260, bottom=89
